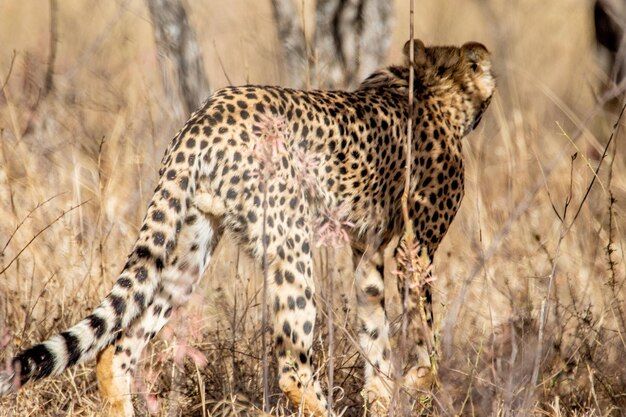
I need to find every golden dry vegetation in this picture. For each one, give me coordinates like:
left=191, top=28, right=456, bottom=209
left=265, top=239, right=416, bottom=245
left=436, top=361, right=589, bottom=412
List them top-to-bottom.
left=0, top=0, right=625, bottom=416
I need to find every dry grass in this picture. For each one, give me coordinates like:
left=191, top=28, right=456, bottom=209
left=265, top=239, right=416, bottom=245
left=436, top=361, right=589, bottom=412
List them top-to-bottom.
left=1, top=0, right=626, bottom=416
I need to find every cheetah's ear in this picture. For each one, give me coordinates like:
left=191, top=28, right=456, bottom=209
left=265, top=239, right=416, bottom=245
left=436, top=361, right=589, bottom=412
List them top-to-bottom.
left=403, top=39, right=427, bottom=66
left=461, top=42, right=490, bottom=64
left=462, top=42, right=495, bottom=100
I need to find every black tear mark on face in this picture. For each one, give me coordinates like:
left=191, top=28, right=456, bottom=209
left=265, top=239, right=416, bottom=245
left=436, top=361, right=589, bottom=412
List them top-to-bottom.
left=471, top=114, right=483, bottom=131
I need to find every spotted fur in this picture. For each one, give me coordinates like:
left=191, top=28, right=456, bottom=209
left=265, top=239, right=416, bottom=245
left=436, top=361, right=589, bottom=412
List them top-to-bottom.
left=0, top=40, right=494, bottom=416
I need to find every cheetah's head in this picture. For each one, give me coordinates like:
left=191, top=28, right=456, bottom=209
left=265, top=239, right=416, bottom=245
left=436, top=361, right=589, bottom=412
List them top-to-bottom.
left=404, top=39, right=496, bottom=136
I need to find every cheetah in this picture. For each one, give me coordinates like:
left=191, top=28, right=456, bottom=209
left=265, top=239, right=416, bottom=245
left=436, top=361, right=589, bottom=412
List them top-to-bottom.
left=0, top=39, right=495, bottom=416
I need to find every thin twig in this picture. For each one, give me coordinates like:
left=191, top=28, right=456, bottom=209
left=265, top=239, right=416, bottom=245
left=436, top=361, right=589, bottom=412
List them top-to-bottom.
left=43, top=0, right=58, bottom=97
left=64, top=0, right=131, bottom=80
left=301, top=0, right=310, bottom=90
left=390, top=2, right=415, bottom=415
left=400, top=2, right=415, bottom=234
left=212, top=40, right=233, bottom=87
left=0, top=50, right=16, bottom=91
left=443, top=87, right=626, bottom=356
left=566, top=103, right=626, bottom=232
left=526, top=106, right=624, bottom=409
left=261, top=183, right=270, bottom=413
left=1, top=194, right=62, bottom=255
left=0, top=200, right=89, bottom=276
left=528, top=218, right=564, bottom=401
left=231, top=248, right=240, bottom=393
left=326, top=248, right=335, bottom=414
left=21, top=271, right=57, bottom=342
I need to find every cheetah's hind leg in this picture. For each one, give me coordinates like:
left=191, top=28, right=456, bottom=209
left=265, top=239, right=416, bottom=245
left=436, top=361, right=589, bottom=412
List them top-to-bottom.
left=96, top=208, right=222, bottom=416
left=270, top=257, right=329, bottom=417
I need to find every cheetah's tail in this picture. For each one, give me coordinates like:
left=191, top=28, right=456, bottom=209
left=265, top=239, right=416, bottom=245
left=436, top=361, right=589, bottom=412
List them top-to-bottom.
left=0, top=129, right=197, bottom=397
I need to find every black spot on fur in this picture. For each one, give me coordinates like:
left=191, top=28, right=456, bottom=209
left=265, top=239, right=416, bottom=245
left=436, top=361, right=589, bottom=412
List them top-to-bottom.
left=179, top=176, right=189, bottom=190
left=169, top=198, right=182, bottom=212
left=152, top=210, right=166, bottom=223
left=153, top=232, right=165, bottom=246
left=135, top=246, right=152, bottom=259
left=155, top=257, right=165, bottom=271
left=136, top=267, right=148, bottom=282
left=274, top=270, right=284, bottom=285
left=117, top=277, right=133, bottom=289
left=134, top=292, right=146, bottom=308
left=108, top=295, right=127, bottom=317
left=153, top=304, right=163, bottom=316
left=87, top=314, right=107, bottom=338
left=283, top=321, right=291, bottom=337
left=303, top=321, right=312, bottom=335
left=60, top=332, right=81, bottom=366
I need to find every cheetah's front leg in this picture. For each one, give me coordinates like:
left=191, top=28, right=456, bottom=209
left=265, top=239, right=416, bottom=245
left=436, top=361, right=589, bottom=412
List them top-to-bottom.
left=354, top=246, right=434, bottom=416
left=353, top=248, right=393, bottom=415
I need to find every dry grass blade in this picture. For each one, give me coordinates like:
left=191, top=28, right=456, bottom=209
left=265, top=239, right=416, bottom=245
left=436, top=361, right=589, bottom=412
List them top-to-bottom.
left=42, top=0, right=58, bottom=96
left=390, top=1, right=418, bottom=415
left=1, top=2, right=626, bottom=417
left=0, top=50, right=16, bottom=91
left=443, top=94, right=626, bottom=356
left=566, top=103, right=626, bottom=232
left=1, top=194, right=61, bottom=255
left=0, top=200, right=90, bottom=276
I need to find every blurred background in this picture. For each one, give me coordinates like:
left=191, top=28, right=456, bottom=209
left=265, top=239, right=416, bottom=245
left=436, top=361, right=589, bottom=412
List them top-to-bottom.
left=0, top=0, right=625, bottom=416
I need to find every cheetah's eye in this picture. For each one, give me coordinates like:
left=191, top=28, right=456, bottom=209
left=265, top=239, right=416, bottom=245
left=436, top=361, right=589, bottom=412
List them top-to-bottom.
left=470, top=63, right=479, bottom=73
